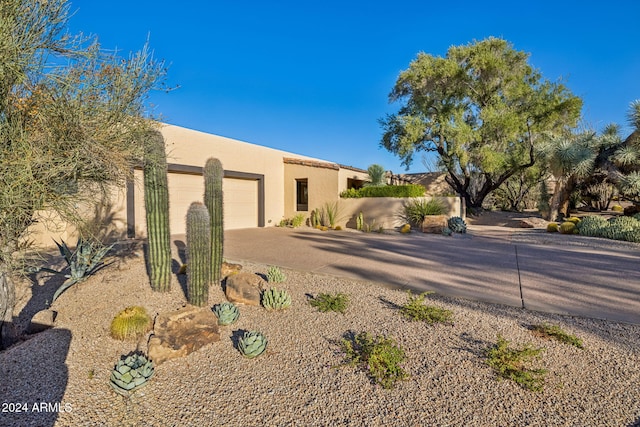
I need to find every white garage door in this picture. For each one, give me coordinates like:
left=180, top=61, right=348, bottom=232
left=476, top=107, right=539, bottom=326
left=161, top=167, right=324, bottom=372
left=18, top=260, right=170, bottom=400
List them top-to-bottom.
left=160, top=173, right=259, bottom=235
left=223, top=178, right=259, bottom=229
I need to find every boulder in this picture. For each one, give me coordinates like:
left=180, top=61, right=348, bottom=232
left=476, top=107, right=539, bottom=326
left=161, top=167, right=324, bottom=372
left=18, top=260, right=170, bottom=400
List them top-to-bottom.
left=422, top=215, right=447, bottom=234
left=519, top=218, right=549, bottom=228
left=221, top=262, right=243, bottom=278
left=224, top=272, right=265, bottom=306
left=147, top=306, right=220, bottom=365
left=28, top=309, right=57, bottom=334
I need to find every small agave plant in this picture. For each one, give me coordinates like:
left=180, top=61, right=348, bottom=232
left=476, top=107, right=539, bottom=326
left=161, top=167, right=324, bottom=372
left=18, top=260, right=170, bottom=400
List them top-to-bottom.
left=447, top=216, right=467, bottom=233
left=261, top=287, right=292, bottom=310
left=213, top=302, right=240, bottom=326
left=238, top=330, right=268, bottom=358
left=110, top=352, right=154, bottom=397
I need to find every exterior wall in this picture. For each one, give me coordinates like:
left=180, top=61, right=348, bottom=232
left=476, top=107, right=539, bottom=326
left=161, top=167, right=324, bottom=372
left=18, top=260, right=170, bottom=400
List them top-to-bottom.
left=283, top=162, right=339, bottom=221
left=338, top=167, right=369, bottom=193
left=338, top=197, right=462, bottom=230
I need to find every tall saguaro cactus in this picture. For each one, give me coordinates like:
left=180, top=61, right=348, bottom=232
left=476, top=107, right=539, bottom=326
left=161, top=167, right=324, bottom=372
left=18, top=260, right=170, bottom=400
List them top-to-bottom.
left=143, top=130, right=172, bottom=292
left=203, top=158, right=224, bottom=284
left=186, top=202, right=211, bottom=306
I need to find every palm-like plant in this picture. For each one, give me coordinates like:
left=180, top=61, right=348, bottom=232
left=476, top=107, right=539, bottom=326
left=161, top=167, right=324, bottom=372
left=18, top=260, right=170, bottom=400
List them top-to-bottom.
left=538, top=131, right=599, bottom=220
left=365, top=164, right=386, bottom=187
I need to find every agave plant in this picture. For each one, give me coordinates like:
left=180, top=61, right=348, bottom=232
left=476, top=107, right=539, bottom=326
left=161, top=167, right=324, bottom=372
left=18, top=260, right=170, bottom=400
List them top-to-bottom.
left=447, top=216, right=467, bottom=233
left=40, top=238, right=114, bottom=302
left=261, top=287, right=292, bottom=310
left=213, top=302, right=240, bottom=326
left=238, top=331, right=268, bottom=358
left=109, top=352, right=155, bottom=396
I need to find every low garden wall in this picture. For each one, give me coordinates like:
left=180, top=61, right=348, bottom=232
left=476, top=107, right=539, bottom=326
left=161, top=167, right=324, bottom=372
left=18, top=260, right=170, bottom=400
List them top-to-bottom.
left=337, top=196, right=463, bottom=230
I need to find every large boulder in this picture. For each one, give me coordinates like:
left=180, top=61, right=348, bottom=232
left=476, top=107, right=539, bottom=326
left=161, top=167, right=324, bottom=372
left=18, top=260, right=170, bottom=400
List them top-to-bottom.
left=422, top=215, right=447, bottom=234
left=221, top=262, right=243, bottom=278
left=224, top=272, right=265, bottom=306
left=147, top=306, right=220, bottom=365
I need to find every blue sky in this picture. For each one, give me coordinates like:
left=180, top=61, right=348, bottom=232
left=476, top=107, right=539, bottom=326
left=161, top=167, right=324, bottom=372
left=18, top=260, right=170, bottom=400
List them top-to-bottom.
left=69, top=1, right=640, bottom=173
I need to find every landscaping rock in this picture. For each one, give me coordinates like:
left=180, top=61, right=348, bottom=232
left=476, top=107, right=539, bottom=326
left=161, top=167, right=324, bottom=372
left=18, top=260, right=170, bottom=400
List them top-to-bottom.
left=422, top=215, right=447, bottom=233
left=519, top=218, right=548, bottom=228
left=221, top=262, right=243, bottom=278
left=224, top=272, right=265, bottom=306
left=147, top=305, right=220, bottom=365
left=28, top=309, right=57, bottom=334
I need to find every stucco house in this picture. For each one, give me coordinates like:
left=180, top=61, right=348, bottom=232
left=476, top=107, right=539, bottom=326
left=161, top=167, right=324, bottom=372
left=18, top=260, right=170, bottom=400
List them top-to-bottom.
left=29, top=123, right=371, bottom=246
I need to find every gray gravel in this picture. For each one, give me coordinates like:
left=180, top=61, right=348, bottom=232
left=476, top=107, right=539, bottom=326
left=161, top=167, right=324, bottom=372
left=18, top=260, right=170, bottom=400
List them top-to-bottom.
left=1, top=254, right=640, bottom=427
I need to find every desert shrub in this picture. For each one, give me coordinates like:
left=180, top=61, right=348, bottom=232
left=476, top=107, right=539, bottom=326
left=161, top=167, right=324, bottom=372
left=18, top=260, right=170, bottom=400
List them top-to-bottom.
left=340, top=184, right=425, bottom=198
left=402, top=198, right=446, bottom=226
left=322, top=201, right=342, bottom=228
left=278, top=214, right=306, bottom=228
left=577, top=215, right=609, bottom=237
left=559, top=222, right=576, bottom=234
left=546, top=223, right=559, bottom=232
left=309, top=292, right=349, bottom=313
left=399, top=292, right=453, bottom=324
left=530, top=323, right=583, bottom=349
left=339, top=331, right=409, bottom=389
left=485, top=335, right=546, bottom=392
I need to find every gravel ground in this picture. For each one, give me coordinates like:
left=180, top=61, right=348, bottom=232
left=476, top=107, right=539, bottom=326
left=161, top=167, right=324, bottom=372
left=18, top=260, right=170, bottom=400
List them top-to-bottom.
left=1, top=243, right=640, bottom=427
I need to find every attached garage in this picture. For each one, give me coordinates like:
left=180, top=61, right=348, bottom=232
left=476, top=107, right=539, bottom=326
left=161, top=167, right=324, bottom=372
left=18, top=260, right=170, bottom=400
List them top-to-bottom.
left=129, top=165, right=264, bottom=237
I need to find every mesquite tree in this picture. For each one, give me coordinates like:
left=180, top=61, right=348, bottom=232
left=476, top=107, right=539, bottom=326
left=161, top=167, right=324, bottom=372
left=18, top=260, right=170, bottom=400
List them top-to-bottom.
left=0, top=0, right=167, bottom=348
left=380, top=37, right=582, bottom=211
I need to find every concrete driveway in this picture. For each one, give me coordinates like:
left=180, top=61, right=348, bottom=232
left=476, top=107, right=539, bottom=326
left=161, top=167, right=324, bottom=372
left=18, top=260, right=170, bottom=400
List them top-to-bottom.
left=217, top=226, right=640, bottom=324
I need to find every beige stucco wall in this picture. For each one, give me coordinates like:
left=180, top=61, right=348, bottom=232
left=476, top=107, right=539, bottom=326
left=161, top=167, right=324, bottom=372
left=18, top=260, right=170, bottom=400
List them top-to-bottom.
left=283, top=163, right=340, bottom=221
left=338, top=167, right=370, bottom=193
left=337, top=197, right=462, bottom=230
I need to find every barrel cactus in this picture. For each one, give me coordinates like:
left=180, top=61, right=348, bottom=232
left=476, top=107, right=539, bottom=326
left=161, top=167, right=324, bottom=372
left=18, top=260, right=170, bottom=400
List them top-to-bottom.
left=143, top=130, right=172, bottom=292
left=204, top=158, right=224, bottom=284
left=186, top=202, right=211, bottom=307
left=447, top=216, right=467, bottom=233
left=559, top=221, right=576, bottom=234
left=546, top=223, right=559, bottom=232
left=400, top=224, right=411, bottom=234
left=266, top=266, right=286, bottom=283
left=261, top=287, right=292, bottom=310
left=213, top=302, right=240, bottom=326
left=110, top=306, right=152, bottom=341
left=238, top=331, right=268, bottom=358
left=110, top=352, right=155, bottom=396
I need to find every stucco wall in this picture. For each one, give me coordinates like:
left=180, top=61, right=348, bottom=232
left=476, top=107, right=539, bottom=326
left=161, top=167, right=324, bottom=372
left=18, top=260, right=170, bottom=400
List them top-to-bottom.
left=283, top=162, right=340, bottom=221
left=338, top=167, right=369, bottom=193
left=337, top=197, right=462, bottom=230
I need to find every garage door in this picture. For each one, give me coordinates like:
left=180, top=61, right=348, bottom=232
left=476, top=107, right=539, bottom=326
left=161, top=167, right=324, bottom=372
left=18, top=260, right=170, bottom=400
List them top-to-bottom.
left=163, top=174, right=258, bottom=234
left=223, top=178, right=258, bottom=229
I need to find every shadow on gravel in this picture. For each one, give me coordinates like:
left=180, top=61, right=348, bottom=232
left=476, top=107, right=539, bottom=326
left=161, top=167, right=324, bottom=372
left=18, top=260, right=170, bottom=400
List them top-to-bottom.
left=0, top=327, right=71, bottom=427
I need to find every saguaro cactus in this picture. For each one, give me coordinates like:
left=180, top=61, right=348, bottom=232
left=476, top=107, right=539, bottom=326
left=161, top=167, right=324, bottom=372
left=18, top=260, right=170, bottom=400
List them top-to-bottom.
left=143, top=130, right=172, bottom=292
left=203, top=158, right=224, bottom=284
left=186, top=202, right=211, bottom=306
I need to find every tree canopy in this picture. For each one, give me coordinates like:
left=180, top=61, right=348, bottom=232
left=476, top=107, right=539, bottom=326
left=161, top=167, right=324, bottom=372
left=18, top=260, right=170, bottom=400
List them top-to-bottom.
left=0, top=0, right=167, bottom=348
left=380, top=37, right=582, bottom=210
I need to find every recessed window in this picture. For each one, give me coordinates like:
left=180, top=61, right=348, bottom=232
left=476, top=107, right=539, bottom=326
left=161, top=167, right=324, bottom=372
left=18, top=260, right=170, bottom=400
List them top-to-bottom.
left=296, top=179, right=308, bottom=211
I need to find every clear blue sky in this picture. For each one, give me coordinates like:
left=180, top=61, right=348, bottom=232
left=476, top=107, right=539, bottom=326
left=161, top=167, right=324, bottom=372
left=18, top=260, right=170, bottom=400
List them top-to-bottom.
left=69, top=1, right=640, bottom=173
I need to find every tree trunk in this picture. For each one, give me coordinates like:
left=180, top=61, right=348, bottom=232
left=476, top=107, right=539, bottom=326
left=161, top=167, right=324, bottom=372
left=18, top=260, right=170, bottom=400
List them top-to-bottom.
left=548, top=179, right=565, bottom=221
left=0, top=271, right=16, bottom=350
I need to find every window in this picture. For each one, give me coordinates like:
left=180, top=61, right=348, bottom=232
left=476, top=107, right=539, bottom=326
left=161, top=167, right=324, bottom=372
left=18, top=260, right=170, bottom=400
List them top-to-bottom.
left=347, top=178, right=365, bottom=190
left=296, top=179, right=308, bottom=211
